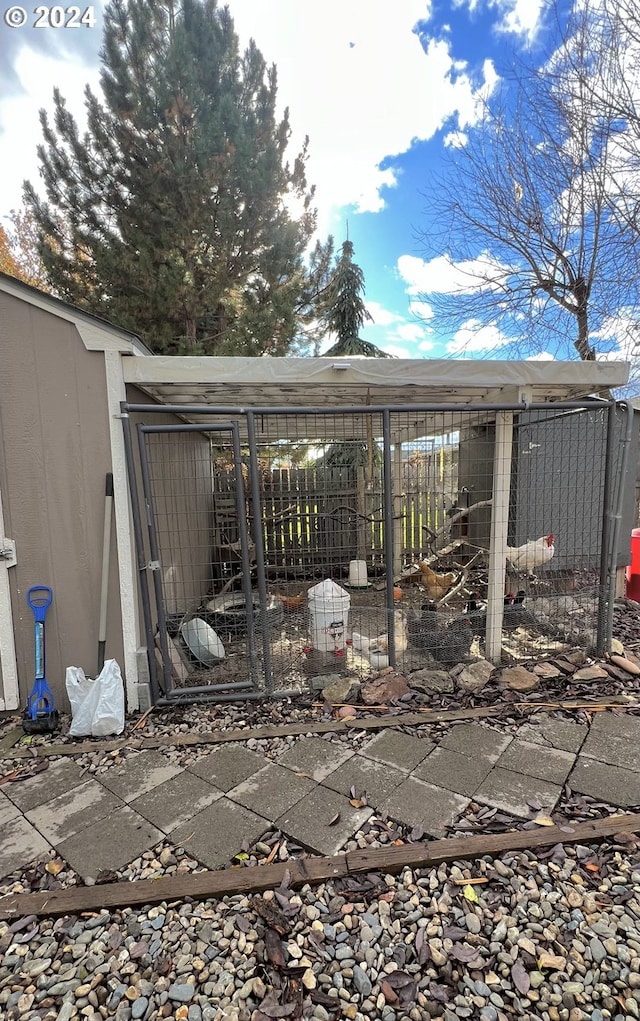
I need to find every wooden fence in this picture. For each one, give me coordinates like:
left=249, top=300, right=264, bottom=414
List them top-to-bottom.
left=212, top=450, right=458, bottom=574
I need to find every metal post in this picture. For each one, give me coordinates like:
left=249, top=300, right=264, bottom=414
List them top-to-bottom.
left=596, top=402, right=618, bottom=654
left=606, top=402, right=635, bottom=643
left=245, top=411, right=274, bottom=694
left=382, top=411, right=396, bottom=668
left=486, top=411, right=514, bottom=662
left=120, top=412, right=161, bottom=705
left=231, top=424, right=260, bottom=689
left=136, top=426, right=174, bottom=697
left=392, top=441, right=404, bottom=578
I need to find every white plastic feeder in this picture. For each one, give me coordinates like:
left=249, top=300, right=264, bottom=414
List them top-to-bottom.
left=308, top=579, right=351, bottom=652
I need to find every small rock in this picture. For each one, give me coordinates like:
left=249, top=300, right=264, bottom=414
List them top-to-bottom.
left=609, top=654, right=640, bottom=676
left=456, top=659, right=494, bottom=694
left=533, top=662, right=561, bottom=678
left=499, top=665, right=539, bottom=692
left=571, top=665, right=609, bottom=681
left=407, top=669, right=455, bottom=695
left=361, top=673, right=409, bottom=705
left=322, top=676, right=361, bottom=705
left=466, top=915, right=482, bottom=935
left=589, top=937, right=606, bottom=964
left=353, top=965, right=372, bottom=997
left=302, top=968, right=316, bottom=990
left=168, top=983, right=195, bottom=1004
left=132, top=997, right=149, bottom=1019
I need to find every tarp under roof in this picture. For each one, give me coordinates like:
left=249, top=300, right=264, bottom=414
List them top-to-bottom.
left=122, top=356, right=630, bottom=443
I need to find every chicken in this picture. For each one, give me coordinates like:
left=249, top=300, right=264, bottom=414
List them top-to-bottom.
left=505, top=534, right=555, bottom=576
left=417, top=561, right=458, bottom=601
left=455, top=591, right=552, bottom=637
left=406, top=601, right=440, bottom=651
left=352, top=612, right=408, bottom=669
left=430, top=618, right=473, bottom=664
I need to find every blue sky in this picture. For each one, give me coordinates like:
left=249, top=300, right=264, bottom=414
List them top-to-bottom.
left=0, top=0, right=584, bottom=360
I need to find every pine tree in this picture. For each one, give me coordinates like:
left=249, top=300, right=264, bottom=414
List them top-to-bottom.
left=24, top=0, right=330, bottom=354
left=322, top=239, right=390, bottom=358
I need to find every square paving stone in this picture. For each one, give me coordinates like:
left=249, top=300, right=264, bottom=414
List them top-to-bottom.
left=580, top=713, right=640, bottom=771
left=515, top=715, right=588, bottom=753
left=440, top=724, right=512, bottom=763
left=360, top=730, right=433, bottom=772
left=278, top=737, right=354, bottom=781
left=495, top=739, right=575, bottom=785
left=187, top=744, right=268, bottom=791
left=412, top=747, right=494, bottom=797
left=97, top=751, right=182, bottom=803
left=321, top=754, right=406, bottom=805
left=569, top=756, right=640, bottom=808
left=3, top=758, right=86, bottom=812
left=228, top=764, right=316, bottom=821
left=474, top=767, right=562, bottom=819
left=130, top=771, right=224, bottom=834
left=380, top=776, right=469, bottom=838
left=26, top=779, right=123, bottom=846
left=276, top=787, right=372, bottom=856
left=0, top=789, right=21, bottom=825
left=170, top=798, right=269, bottom=870
left=56, top=806, right=163, bottom=880
left=0, top=816, right=52, bottom=880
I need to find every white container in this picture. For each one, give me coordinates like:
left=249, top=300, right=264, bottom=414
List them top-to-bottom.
left=348, top=559, right=369, bottom=587
left=308, top=579, right=351, bottom=652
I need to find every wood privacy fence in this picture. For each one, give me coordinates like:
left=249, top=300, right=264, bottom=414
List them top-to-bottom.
left=212, top=450, right=458, bottom=573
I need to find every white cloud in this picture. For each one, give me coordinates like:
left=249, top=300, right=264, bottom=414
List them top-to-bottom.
left=443, top=131, right=468, bottom=148
left=398, top=252, right=512, bottom=295
left=409, top=299, right=434, bottom=320
left=365, top=301, right=404, bottom=327
left=446, top=318, right=512, bottom=354
left=396, top=322, right=427, bottom=343
left=418, top=339, right=436, bottom=352
left=383, top=343, right=413, bottom=358
left=526, top=352, right=556, bottom=361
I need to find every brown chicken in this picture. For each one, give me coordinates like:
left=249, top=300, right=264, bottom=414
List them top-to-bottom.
left=417, top=561, right=457, bottom=601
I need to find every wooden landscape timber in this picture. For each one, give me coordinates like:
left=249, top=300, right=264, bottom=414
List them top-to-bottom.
left=0, top=697, right=633, bottom=761
left=1, top=812, right=638, bottom=920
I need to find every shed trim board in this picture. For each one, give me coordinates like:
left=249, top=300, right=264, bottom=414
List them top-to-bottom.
left=0, top=481, right=19, bottom=710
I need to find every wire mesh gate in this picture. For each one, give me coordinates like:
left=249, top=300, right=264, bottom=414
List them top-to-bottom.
left=121, top=398, right=628, bottom=705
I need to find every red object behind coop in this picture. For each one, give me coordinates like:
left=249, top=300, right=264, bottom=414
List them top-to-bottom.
left=626, top=528, right=640, bottom=601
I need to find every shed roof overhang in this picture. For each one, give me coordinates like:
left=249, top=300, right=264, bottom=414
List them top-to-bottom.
left=122, top=355, right=630, bottom=443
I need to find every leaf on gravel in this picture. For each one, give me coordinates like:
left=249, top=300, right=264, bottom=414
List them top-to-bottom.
left=527, top=798, right=543, bottom=811
left=349, top=799, right=365, bottom=808
left=328, top=812, right=341, bottom=826
left=532, top=814, right=555, bottom=827
left=410, top=825, right=424, bottom=841
left=240, top=837, right=250, bottom=853
left=234, top=851, right=249, bottom=861
left=44, top=861, right=63, bottom=876
left=463, top=884, right=481, bottom=903
left=250, top=894, right=293, bottom=935
left=9, top=915, right=37, bottom=933
left=443, top=926, right=467, bottom=941
left=265, top=929, right=287, bottom=968
left=450, top=944, right=482, bottom=963
left=156, top=955, right=172, bottom=976
left=511, top=961, right=531, bottom=995
left=384, top=970, right=414, bottom=990
left=381, top=980, right=398, bottom=1003
left=429, top=983, right=453, bottom=1003
left=257, top=991, right=296, bottom=1018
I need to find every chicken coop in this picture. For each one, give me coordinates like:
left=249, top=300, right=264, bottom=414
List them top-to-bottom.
left=120, top=356, right=635, bottom=706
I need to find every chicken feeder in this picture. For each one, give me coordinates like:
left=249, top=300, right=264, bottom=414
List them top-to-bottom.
left=308, top=579, right=351, bottom=653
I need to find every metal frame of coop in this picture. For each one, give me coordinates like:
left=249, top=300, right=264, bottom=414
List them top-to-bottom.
left=120, top=395, right=633, bottom=707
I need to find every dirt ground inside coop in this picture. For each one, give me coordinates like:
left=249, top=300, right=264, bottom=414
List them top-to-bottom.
left=172, top=571, right=603, bottom=696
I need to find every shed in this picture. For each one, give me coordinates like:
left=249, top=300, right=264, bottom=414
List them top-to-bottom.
left=0, top=271, right=633, bottom=715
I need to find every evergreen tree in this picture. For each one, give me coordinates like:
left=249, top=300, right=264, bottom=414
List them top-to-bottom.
left=24, top=0, right=330, bottom=354
left=322, top=239, right=390, bottom=357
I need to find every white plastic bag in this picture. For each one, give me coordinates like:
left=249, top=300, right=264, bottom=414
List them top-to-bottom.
left=65, top=659, right=125, bottom=737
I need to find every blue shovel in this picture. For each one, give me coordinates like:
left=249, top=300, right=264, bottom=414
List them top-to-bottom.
left=23, top=586, right=59, bottom=734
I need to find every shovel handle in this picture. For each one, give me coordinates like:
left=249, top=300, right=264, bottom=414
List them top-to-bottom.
left=27, top=586, right=53, bottom=624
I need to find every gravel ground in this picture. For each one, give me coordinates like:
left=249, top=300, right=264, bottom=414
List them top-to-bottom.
left=2, top=602, right=640, bottom=1020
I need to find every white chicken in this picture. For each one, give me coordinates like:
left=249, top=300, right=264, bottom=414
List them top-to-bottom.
left=505, top=534, right=555, bottom=576
left=352, top=612, right=408, bottom=670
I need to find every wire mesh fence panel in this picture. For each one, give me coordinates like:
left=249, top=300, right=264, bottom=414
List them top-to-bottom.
left=123, top=400, right=623, bottom=703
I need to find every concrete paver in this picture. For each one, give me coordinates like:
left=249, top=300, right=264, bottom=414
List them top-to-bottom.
left=580, top=713, right=640, bottom=771
left=515, top=715, right=588, bottom=753
left=440, top=724, right=512, bottom=763
left=361, top=730, right=433, bottom=772
left=279, top=736, right=354, bottom=781
left=495, top=739, right=575, bottom=785
left=187, top=744, right=267, bottom=791
left=412, top=747, right=494, bottom=797
left=97, top=751, right=182, bottom=803
left=321, top=754, right=406, bottom=805
left=569, top=756, right=640, bottom=808
left=3, top=759, right=86, bottom=812
left=228, top=764, right=315, bottom=820
left=474, top=767, right=562, bottom=818
left=131, top=771, right=224, bottom=834
left=381, top=776, right=469, bottom=838
left=26, top=779, right=123, bottom=846
left=276, top=787, right=372, bottom=856
left=0, top=789, right=21, bottom=825
left=171, top=798, right=269, bottom=870
left=55, top=806, right=163, bottom=880
left=0, top=816, right=52, bottom=880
